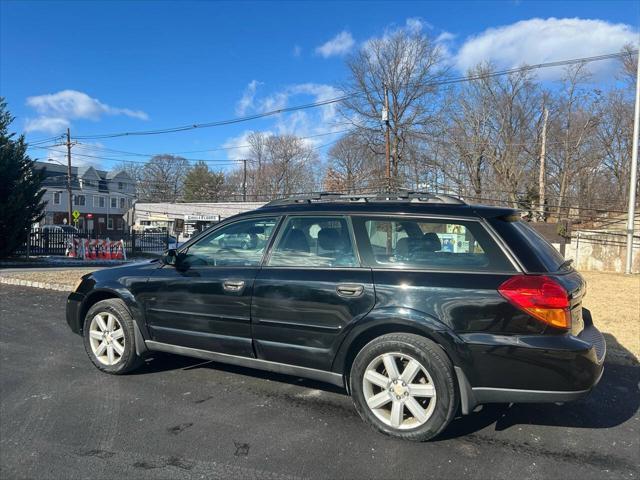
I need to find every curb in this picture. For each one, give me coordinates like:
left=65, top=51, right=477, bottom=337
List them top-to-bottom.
left=0, top=276, right=73, bottom=292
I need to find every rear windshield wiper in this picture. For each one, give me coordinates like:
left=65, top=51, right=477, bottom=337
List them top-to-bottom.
left=558, top=259, right=574, bottom=271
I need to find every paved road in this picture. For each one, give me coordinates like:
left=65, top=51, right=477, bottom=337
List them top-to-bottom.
left=1, top=285, right=638, bottom=479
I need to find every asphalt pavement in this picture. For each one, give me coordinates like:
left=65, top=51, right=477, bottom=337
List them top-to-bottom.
left=1, top=284, right=638, bottom=479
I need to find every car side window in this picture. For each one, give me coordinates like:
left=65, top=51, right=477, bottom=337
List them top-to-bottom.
left=268, top=216, right=358, bottom=268
left=353, top=216, right=514, bottom=272
left=181, top=217, right=278, bottom=267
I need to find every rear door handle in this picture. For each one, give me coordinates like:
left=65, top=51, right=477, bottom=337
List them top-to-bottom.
left=223, top=280, right=245, bottom=292
left=336, top=284, right=364, bottom=297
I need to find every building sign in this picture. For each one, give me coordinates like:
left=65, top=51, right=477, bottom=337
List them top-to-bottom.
left=184, top=214, right=220, bottom=222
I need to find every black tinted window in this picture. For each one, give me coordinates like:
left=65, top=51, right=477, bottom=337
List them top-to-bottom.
left=268, top=216, right=358, bottom=268
left=353, top=216, right=514, bottom=272
left=182, top=217, right=278, bottom=267
left=511, top=221, right=566, bottom=271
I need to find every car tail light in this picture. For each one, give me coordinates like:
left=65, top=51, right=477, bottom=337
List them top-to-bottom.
left=498, top=275, right=571, bottom=329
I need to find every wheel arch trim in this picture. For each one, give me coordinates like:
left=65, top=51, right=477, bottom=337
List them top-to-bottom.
left=80, top=287, right=149, bottom=356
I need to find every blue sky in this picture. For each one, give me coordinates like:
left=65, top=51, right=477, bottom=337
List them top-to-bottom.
left=1, top=0, right=638, bottom=172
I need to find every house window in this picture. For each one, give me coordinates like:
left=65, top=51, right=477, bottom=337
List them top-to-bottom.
left=118, top=182, right=124, bottom=190
left=53, top=192, right=61, bottom=205
left=74, top=195, right=86, bottom=206
left=93, top=196, right=99, bottom=207
left=99, top=196, right=105, bottom=208
left=110, top=197, right=117, bottom=208
left=119, top=197, right=125, bottom=209
left=107, top=218, right=114, bottom=230
left=117, top=218, right=124, bottom=230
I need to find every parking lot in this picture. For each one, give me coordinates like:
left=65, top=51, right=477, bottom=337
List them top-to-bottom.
left=1, top=284, right=638, bottom=479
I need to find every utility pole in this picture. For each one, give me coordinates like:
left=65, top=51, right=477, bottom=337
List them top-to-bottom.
left=625, top=54, right=640, bottom=274
left=383, top=84, right=391, bottom=192
left=538, top=107, right=548, bottom=222
left=66, top=127, right=73, bottom=225
left=242, top=159, right=247, bottom=202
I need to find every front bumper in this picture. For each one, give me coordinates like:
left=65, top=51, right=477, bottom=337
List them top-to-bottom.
left=66, top=291, right=85, bottom=334
left=456, top=313, right=606, bottom=414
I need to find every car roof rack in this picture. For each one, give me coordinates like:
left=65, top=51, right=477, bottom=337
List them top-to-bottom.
left=262, top=191, right=467, bottom=207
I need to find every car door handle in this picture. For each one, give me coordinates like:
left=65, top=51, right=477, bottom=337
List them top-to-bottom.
left=223, top=280, right=245, bottom=292
left=336, top=284, right=364, bottom=297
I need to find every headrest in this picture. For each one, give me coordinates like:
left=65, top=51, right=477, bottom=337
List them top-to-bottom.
left=317, top=228, right=343, bottom=251
left=282, top=229, right=309, bottom=253
left=423, top=232, right=441, bottom=251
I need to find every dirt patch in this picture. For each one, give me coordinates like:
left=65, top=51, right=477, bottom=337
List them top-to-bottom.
left=1, top=269, right=96, bottom=288
left=581, top=271, right=639, bottom=365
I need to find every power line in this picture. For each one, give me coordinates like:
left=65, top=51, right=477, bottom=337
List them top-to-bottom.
left=64, top=51, right=636, bottom=141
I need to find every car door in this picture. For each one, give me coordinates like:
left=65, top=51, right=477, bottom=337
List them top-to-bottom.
left=251, top=215, right=375, bottom=371
left=145, top=216, right=280, bottom=357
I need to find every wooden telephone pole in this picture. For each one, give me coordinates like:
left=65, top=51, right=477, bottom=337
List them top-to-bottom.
left=383, top=84, right=391, bottom=192
left=538, top=107, right=548, bottom=222
left=66, top=128, right=73, bottom=225
left=242, top=159, right=247, bottom=202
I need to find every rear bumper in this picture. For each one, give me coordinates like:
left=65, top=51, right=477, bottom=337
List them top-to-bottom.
left=66, top=291, right=85, bottom=334
left=456, top=320, right=606, bottom=414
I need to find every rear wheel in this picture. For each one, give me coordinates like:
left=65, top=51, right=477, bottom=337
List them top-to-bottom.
left=83, top=299, right=143, bottom=374
left=349, top=333, right=458, bottom=441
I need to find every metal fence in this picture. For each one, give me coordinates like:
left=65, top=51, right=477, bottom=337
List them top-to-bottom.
left=15, top=229, right=175, bottom=257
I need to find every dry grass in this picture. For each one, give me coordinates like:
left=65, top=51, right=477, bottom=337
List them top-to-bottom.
left=3, top=268, right=638, bottom=364
left=1, top=269, right=97, bottom=288
left=581, top=271, right=639, bottom=365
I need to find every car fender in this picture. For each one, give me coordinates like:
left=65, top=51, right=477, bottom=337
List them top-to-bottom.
left=80, top=285, right=149, bottom=356
left=332, top=306, right=473, bottom=379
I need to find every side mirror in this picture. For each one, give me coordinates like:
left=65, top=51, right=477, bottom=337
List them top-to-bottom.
left=162, top=249, right=177, bottom=265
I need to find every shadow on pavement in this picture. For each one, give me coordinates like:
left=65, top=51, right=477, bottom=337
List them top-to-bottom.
left=131, top=332, right=639, bottom=439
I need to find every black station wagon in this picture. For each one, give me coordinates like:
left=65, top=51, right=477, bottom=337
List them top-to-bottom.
left=66, top=192, right=605, bottom=441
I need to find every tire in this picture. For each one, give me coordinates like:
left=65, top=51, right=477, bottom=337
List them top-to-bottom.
left=83, top=299, right=143, bottom=374
left=349, top=333, right=458, bottom=441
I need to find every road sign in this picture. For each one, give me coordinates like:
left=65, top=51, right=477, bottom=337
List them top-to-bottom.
left=72, top=210, right=80, bottom=220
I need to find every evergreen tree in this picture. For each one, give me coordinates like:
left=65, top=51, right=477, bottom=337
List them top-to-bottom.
left=0, top=98, right=46, bottom=257
left=183, top=161, right=225, bottom=202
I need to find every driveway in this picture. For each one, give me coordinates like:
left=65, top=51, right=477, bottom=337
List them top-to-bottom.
left=0, top=285, right=638, bottom=479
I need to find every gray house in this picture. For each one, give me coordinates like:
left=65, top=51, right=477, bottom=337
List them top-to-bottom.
left=35, top=161, right=137, bottom=234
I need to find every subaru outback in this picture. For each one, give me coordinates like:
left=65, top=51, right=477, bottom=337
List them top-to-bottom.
left=66, top=192, right=605, bottom=441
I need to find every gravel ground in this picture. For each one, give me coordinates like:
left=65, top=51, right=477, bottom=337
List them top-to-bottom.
left=0, top=268, right=97, bottom=288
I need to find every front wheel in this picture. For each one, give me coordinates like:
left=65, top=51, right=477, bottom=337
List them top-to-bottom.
left=83, top=299, right=143, bottom=374
left=349, top=333, right=458, bottom=441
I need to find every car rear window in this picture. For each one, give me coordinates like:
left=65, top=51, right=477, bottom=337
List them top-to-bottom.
left=352, top=216, right=515, bottom=272
left=510, top=221, right=566, bottom=272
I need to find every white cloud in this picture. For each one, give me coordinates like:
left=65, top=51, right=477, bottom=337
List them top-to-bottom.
left=405, top=17, right=431, bottom=34
left=455, top=17, right=639, bottom=79
left=315, top=31, right=355, bottom=58
left=436, top=31, right=456, bottom=43
left=292, top=45, right=302, bottom=57
left=236, top=80, right=261, bottom=116
left=223, top=82, right=346, bottom=159
left=24, top=90, right=148, bottom=133
left=27, top=90, right=148, bottom=120
left=24, top=116, right=70, bottom=134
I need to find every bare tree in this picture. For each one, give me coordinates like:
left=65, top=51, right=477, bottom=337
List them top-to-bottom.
left=341, top=27, right=448, bottom=187
left=226, top=133, right=320, bottom=200
left=324, top=134, right=376, bottom=193
left=138, top=154, right=190, bottom=202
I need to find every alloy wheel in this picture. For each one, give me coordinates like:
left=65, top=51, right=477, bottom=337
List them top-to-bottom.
left=88, top=312, right=125, bottom=366
left=362, top=352, right=437, bottom=430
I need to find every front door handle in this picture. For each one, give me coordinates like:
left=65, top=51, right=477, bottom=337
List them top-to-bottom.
left=223, top=280, right=245, bottom=292
left=336, top=284, right=364, bottom=297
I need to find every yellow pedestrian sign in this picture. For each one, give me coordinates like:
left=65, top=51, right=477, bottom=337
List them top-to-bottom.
left=72, top=210, right=80, bottom=220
